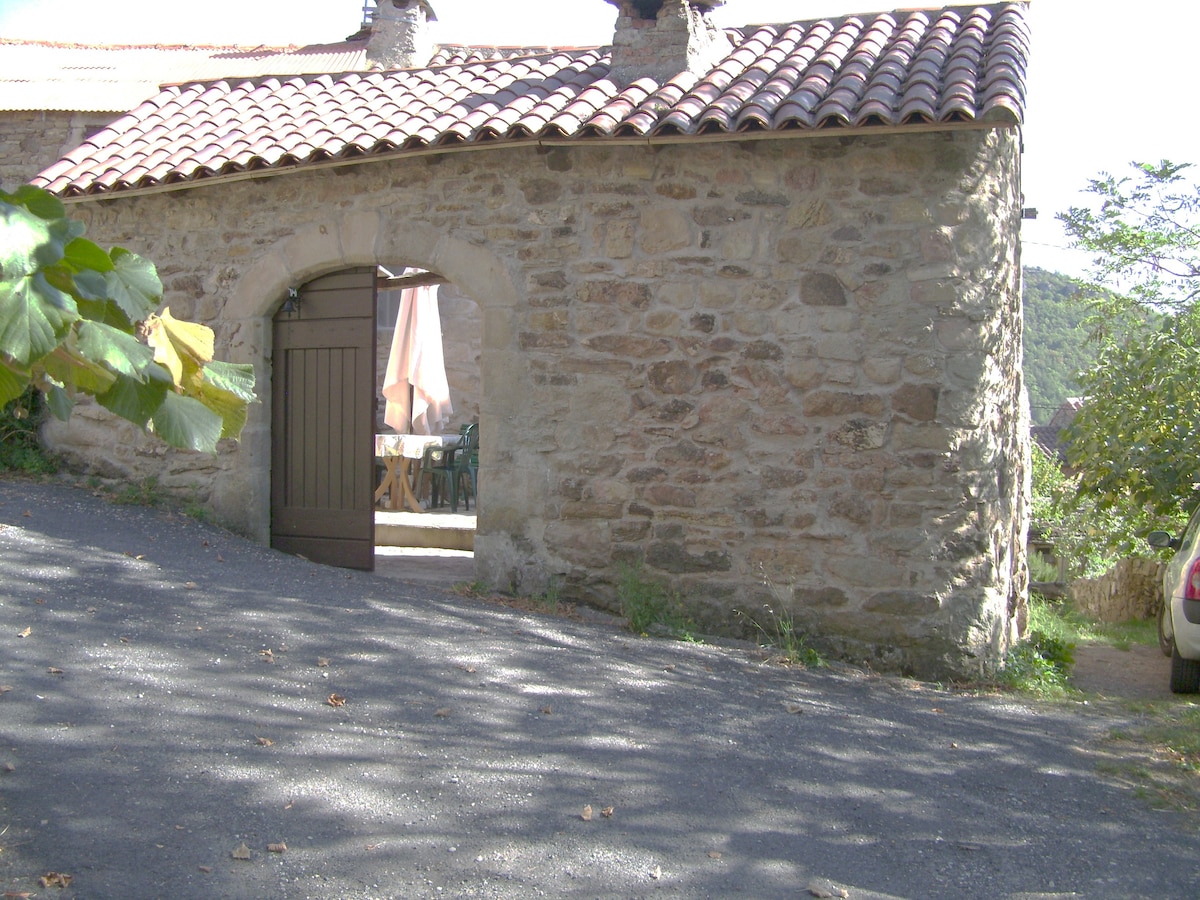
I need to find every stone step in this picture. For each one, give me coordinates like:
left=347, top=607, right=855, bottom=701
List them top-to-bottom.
left=375, top=508, right=475, bottom=552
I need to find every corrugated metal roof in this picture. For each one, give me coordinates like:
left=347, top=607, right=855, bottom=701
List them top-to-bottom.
left=27, top=4, right=1030, bottom=198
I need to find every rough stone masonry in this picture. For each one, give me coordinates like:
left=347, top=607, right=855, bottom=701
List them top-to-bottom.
left=45, top=126, right=1029, bottom=679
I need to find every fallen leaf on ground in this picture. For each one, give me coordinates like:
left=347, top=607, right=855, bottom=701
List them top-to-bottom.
left=22, top=510, right=31, bottom=518
left=217, top=554, right=225, bottom=562
left=184, top=582, right=198, bottom=589
left=34, top=598, right=45, bottom=605
left=17, top=628, right=30, bottom=638
left=119, top=636, right=131, bottom=643
left=260, top=649, right=275, bottom=663
left=316, top=658, right=330, bottom=667
left=454, top=663, right=477, bottom=673
left=47, top=667, right=63, bottom=675
left=0, top=685, right=13, bottom=694
left=326, top=693, right=347, bottom=707
left=783, top=703, right=803, bottom=714
left=540, top=705, right=553, bottom=715
left=434, top=707, right=451, bottom=717
left=255, top=737, right=274, bottom=746
left=3, top=762, right=15, bottom=773
left=580, top=805, right=593, bottom=821
left=601, top=806, right=614, bottom=818
left=267, top=842, right=287, bottom=853
left=231, top=843, right=251, bottom=860
left=707, top=850, right=722, bottom=859
left=197, top=865, right=212, bottom=873
left=650, top=865, right=662, bottom=880
left=38, top=873, right=72, bottom=888
left=5, top=891, right=33, bottom=898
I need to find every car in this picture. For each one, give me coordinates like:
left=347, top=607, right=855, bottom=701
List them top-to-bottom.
left=1148, top=508, right=1200, bottom=693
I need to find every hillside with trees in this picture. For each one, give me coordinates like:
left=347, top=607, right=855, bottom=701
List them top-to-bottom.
left=1022, top=266, right=1095, bottom=425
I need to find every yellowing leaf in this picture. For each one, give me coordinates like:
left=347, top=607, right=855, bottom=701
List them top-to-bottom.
left=147, top=307, right=214, bottom=368
left=17, top=627, right=30, bottom=638
left=316, top=658, right=330, bottom=667
left=47, top=667, right=63, bottom=675
left=327, top=693, right=347, bottom=707
left=256, top=737, right=274, bottom=747
left=580, top=805, right=592, bottom=821
left=601, top=806, right=614, bottom=818
left=268, top=842, right=287, bottom=853
left=231, top=843, right=251, bottom=860
left=37, top=873, right=72, bottom=888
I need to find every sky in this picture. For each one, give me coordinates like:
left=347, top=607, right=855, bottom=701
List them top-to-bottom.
left=1, top=0, right=1195, bottom=278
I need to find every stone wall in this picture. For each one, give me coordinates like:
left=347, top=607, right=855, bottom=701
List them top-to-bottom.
left=1, top=110, right=117, bottom=189
left=43, top=128, right=1027, bottom=678
left=1070, top=558, right=1163, bottom=623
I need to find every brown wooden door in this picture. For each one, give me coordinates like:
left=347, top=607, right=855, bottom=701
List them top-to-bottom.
left=271, top=268, right=376, bottom=569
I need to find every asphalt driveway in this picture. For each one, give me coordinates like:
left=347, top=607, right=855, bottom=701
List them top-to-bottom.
left=0, top=477, right=1196, bottom=899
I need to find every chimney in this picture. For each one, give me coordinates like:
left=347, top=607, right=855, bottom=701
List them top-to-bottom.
left=366, top=0, right=437, bottom=70
left=603, top=0, right=730, bottom=85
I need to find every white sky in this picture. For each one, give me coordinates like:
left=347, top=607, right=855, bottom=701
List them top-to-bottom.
left=1, top=0, right=1195, bottom=278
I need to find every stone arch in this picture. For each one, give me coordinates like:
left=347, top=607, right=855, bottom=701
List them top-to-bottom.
left=218, top=210, right=521, bottom=545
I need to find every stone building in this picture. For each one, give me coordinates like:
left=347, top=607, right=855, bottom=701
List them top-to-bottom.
left=27, top=0, right=1032, bottom=678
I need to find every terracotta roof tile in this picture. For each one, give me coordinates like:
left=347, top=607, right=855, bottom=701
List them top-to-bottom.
left=33, top=3, right=1028, bottom=196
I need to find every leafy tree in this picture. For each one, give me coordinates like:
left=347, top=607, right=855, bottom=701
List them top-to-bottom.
left=1057, top=161, right=1200, bottom=548
left=0, top=185, right=255, bottom=453
left=1021, top=266, right=1095, bottom=425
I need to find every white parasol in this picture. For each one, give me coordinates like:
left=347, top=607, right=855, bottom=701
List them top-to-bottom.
left=381, top=284, right=453, bottom=435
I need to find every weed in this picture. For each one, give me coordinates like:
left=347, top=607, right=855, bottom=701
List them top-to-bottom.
left=0, top=388, right=58, bottom=474
left=114, top=477, right=164, bottom=507
left=182, top=485, right=210, bottom=522
left=617, top=563, right=694, bottom=638
left=533, top=578, right=560, bottom=615
left=737, top=601, right=823, bottom=668
left=997, top=630, right=1075, bottom=696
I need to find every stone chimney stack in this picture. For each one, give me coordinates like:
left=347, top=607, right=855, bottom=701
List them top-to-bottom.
left=366, top=0, right=437, bottom=70
left=603, top=0, right=729, bottom=85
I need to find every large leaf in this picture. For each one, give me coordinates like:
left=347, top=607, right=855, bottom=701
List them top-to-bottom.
left=5, top=185, right=65, bottom=221
left=0, top=197, right=80, bottom=278
left=64, top=237, right=114, bottom=275
left=105, top=247, right=161, bottom=322
left=0, top=270, right=79, bottom=366
left=76, top=320, right=156, bottom=380
left=42, top=343, right=118, bottom=396
left=202, top=359, right=257, bottom=403
left=0, top=361, right=29, bottom=407
left=96, top=371, right=169, bottom=429
left=196, top=378, right=249, bottom=440
left=45, top=383, right=74, bottom=421
left=150, top=391, right=223, bottom=453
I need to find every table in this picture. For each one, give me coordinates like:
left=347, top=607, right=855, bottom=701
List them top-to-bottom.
left=373, top=433, right=458, bottom=513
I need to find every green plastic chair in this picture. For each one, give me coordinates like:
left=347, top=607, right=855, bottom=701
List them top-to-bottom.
left=425, top=423, right=477, bottom=512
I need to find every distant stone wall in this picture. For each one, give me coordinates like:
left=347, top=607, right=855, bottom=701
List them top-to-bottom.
left=0, top=110, right=116, bottom=189
left=44, top=128, right=1026, bottom=679
left=1070, top=558, right=1164, bottom=623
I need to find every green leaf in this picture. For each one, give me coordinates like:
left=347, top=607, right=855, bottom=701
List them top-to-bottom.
left=6, top=185, right=65, bottom=221
left=63, top=237, right=114, bottom=274
left=105, top=248, right=161, bottom=322
left=71, top=268, right=110, bottom=303
left=0, top=270, right=79, bottom=366
left=76, top=320, right=155, bottom=380
left=42, top=344, right=118, bottom=396
left=202, top=359, right=257, bottom=403
left=0, top=361, right=29, bottom=406
left=96, top=371, right=169, bottom=428
left=195, top=378, right=249, bottom=440
left=45, top=384, right=74, bottom=421
left=150, top=391, right=223, bottom=453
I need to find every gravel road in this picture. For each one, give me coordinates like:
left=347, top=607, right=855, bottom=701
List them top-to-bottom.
left=0, top=477, right=1196, bottom=899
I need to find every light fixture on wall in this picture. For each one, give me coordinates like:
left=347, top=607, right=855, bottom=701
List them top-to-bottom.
left=281, top=287, right=301, bottom=317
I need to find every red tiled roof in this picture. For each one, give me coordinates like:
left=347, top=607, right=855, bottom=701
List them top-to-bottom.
left=33, top=4, right=1028, bottom=198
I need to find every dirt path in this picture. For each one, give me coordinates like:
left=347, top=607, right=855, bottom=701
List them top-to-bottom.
left=1070, top=642, right=1174, bottom=700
